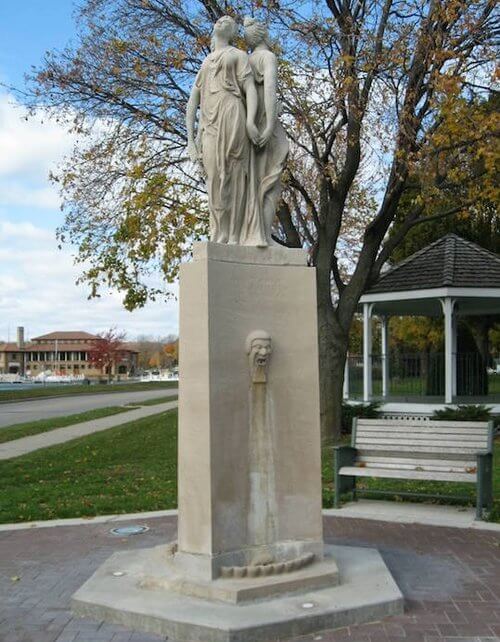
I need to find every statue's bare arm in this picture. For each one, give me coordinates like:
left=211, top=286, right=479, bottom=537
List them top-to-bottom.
left=259, top=53, right=277, bottom=147
left=243, top=76, right=259, bottom=146
left=186, top=84, right=201, bottom=162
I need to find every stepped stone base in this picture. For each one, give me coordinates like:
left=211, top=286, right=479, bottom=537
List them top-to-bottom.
left=72, top=544, right=404, bottom=642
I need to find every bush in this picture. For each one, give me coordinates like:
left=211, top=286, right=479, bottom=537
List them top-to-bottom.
left=342, top=402, right=380, bottom=435
left=432, top=404, right=499, bottom=429
left=433, top=404, right=491, bottom=421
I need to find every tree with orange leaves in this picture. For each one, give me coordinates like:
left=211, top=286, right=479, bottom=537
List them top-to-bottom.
left=88, top=328, right=127, bottom=382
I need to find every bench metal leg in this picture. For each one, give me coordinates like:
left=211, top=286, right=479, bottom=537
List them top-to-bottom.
left=334, top=446, right=356, bottom=508
left=477, top=453, right=493, bottom=520
left=334, top=472, right=341, bottom=509
left=335, top=474, right=355, bottom=508
left=352, top=478, right=357, bottom=502
left=476, top=485, right=483, bottom=521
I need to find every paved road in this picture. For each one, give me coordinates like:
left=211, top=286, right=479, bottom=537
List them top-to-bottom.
left=0, top=388, right=178, bottom=428
left=0, top=399, right=178, bottom=460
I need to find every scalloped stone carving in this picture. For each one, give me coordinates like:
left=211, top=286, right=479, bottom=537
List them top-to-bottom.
left=220, top=552, right=315, bottom=579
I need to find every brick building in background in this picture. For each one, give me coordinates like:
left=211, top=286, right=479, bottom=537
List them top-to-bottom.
left=0, top=327, right=139, bottom=379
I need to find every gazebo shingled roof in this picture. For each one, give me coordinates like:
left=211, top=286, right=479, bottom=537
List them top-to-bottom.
left=366, top=233, right=500, bottom=294
left=358, top=234, right=500, bottom=404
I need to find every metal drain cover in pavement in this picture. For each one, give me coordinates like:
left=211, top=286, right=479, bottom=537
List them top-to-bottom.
left=110, top=525, right=149, bottom=536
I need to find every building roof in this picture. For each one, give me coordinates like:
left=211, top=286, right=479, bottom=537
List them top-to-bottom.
left=366, top=234, right=500, bottom=295
left=31, top=331, right=98, bottom=342
left=0, top=340, right=139, bottom=353
left=121, top=342, right=140, bottom=354
left=0, top=343, right=21, bottom=353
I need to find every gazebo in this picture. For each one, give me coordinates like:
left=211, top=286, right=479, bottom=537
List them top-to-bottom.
left=356, top=234, right=500, bottom=410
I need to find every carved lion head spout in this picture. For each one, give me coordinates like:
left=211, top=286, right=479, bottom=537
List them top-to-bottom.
left=246, top=330, right=272, bottom=383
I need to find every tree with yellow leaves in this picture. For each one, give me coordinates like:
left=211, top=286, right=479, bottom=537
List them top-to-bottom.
left=22, top=0, right=498, bottom=441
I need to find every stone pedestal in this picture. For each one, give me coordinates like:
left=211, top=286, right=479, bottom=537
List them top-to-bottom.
left=71, top=242, right=404, bottom=642
left=176, top=242, right=324, bottom=580
left=72, top=543, right=403, bottom=642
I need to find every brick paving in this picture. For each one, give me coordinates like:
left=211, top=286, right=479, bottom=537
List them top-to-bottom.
left=0, top=515, right=499, bottom=642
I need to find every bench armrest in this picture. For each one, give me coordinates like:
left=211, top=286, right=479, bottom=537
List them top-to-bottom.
left=334, top=445, right=357, bottom=470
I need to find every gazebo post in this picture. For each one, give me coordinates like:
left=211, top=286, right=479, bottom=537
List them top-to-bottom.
left=442, top=297, right=457, bottom=404
left=363, top=303, right=373, bottom=402
left=381, top=316, right=390, bottom=398
left=343, top=355, right=350, bottom=399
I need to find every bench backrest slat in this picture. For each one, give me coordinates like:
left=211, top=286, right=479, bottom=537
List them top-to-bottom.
left=352, top=418, right=493, bottom=459
left=355, top=419, right=489, bottom=429
left=357, top=430, right=488, bottom=440
left=358, top=454, right=475, bottom=464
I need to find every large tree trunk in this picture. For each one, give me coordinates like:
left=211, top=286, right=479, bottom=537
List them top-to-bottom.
left=315, top=228, right=349, bottom=445
left=317, top=303, right=349, bottom=446
left=461, top=318, right=490, bottom=396
left=468, top=318, right=491, bottom=367
left=330, top=336, right=349, bottom=441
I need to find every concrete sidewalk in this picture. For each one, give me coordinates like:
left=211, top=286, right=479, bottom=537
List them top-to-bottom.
left=0, top=400, right=178, bottom=460
left=325, top=499, right=500, bottom=532
left=1, top=504, right=498, bottom=533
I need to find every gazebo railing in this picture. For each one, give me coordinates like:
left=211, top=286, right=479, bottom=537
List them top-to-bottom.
left=345, top=352, right=499, bottom=401
left=388, top=353, right=445, bottom=397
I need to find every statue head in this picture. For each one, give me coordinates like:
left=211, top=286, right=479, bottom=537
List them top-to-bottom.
left=213, top=15, right=238, bottom=44
left=243, top=17, right=271, bottom=50
left=246, top=330, right=272, bottom=383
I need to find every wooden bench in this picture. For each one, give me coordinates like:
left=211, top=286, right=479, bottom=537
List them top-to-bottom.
left=334, top=418, right=494, bottom=519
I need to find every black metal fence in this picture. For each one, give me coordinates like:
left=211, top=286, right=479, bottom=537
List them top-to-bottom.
left=346, top=352, right=500, bottom=400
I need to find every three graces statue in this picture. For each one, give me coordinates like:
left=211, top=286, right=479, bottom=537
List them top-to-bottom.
left=186, top=16, right=288, bottom=247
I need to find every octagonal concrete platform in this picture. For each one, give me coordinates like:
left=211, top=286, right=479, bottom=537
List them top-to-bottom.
left=72, top=543, right=403, bottom=642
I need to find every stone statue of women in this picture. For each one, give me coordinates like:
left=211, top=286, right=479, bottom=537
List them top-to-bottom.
left=186, top=16, right=260, bottom=245
left=243, top=17, right=289, bottom=246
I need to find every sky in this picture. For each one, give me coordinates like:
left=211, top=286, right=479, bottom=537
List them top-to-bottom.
left=0, top=1, right=179, bottom=342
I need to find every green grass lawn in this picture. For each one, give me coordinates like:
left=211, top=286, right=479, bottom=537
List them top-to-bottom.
left=490, top=375, right=500, bottom=395
left=0, top=381, right=177, bottom=403
left=125, top=395, right=178, bottom=407
left=0, top=406, right=135, bottom=445
left=0, top=408, right=497, bottom=524
left=0, top=410, right=178, bottom=523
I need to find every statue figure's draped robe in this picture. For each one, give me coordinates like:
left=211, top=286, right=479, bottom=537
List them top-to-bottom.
left=196, top=46, right=253, bottom=244
left=244, top=49, right=289, bottom=246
